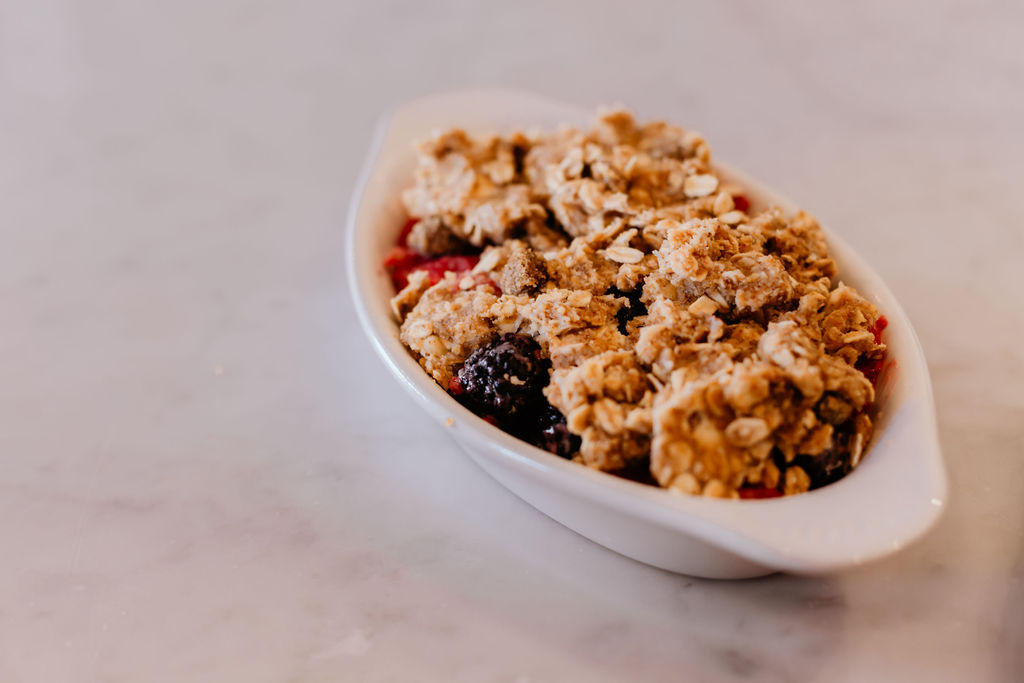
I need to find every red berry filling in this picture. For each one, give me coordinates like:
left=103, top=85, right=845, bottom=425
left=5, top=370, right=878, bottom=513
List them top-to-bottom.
left=732, top=194, right=750, bottom=212
left=396, top=217, right=418, bottom=247
left=384, top=219, right=482, bottom=290
left=855, top=315, right=889, bottom=386
left=868, top=315, right=888, bottom=344
left=857, top=358, right=885, bottom=386
left=738, top=485, right=783, bottom=499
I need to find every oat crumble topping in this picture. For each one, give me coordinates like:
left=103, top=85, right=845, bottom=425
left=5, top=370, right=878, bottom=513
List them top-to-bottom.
left=389, top=109, right=887, bottom=498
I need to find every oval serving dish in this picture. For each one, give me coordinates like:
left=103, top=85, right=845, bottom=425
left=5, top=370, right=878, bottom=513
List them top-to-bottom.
left=347, top=88, right=947, bottom=579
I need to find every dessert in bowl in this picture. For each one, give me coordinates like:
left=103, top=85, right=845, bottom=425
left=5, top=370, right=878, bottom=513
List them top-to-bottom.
left=347, top=89, right=946, bottom=578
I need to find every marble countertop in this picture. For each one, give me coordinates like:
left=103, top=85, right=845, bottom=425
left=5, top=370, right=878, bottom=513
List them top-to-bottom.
left=4, top=1, right=1023, bottom=680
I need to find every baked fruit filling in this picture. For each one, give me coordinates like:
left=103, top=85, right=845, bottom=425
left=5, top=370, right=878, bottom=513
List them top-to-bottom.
left=385, top=109, right=887, bottom=498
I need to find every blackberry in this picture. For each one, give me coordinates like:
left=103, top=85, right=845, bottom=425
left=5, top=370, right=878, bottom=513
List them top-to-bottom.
left=449, top=333, right=550, bottom=426
left=450, top=334, right=582, bottom=460
left=529, top=403, right=580, bottom=459
left=793, top=420, right=856, bottom=489
left=616, top=457, right=659, bottom=486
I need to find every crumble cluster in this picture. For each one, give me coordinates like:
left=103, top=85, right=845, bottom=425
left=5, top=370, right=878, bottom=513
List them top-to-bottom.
left=392, top=110, right=885, bottom=498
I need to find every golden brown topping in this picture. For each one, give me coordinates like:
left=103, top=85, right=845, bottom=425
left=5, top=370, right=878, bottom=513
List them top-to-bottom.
left=396, top=109, right=885, bottom=497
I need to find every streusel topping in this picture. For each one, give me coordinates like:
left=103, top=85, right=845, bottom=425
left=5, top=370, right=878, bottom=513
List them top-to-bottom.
left=391, top=109, right=886, bottom=498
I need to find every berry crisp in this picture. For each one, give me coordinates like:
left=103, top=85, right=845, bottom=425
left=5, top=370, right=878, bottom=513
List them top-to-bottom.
left=385, top=109, right=887, bottom=498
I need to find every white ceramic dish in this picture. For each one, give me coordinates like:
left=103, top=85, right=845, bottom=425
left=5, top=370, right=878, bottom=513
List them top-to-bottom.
left=347, top=88, right=947, bottom=579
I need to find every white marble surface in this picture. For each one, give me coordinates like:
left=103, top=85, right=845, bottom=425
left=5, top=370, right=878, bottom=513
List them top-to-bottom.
left=3, top=1, right=1023, bottom=680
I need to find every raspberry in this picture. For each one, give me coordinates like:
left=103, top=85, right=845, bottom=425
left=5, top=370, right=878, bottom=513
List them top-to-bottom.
left=384, top=218, right=482, bottom=290
left=397, top=218, right=418, bottom=247
left=383, top=246, right=424, bottom=289
left=384, top=248, right=479, bottom=290
left=417, top=254, right=480, bottom=286
left=869, top=315, right=888, bottom=344
left=855, top=316, right=889, bottom=386
left=857, top=357, right=885, bottom=386
left=738, top=485, right=783, bottom=499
